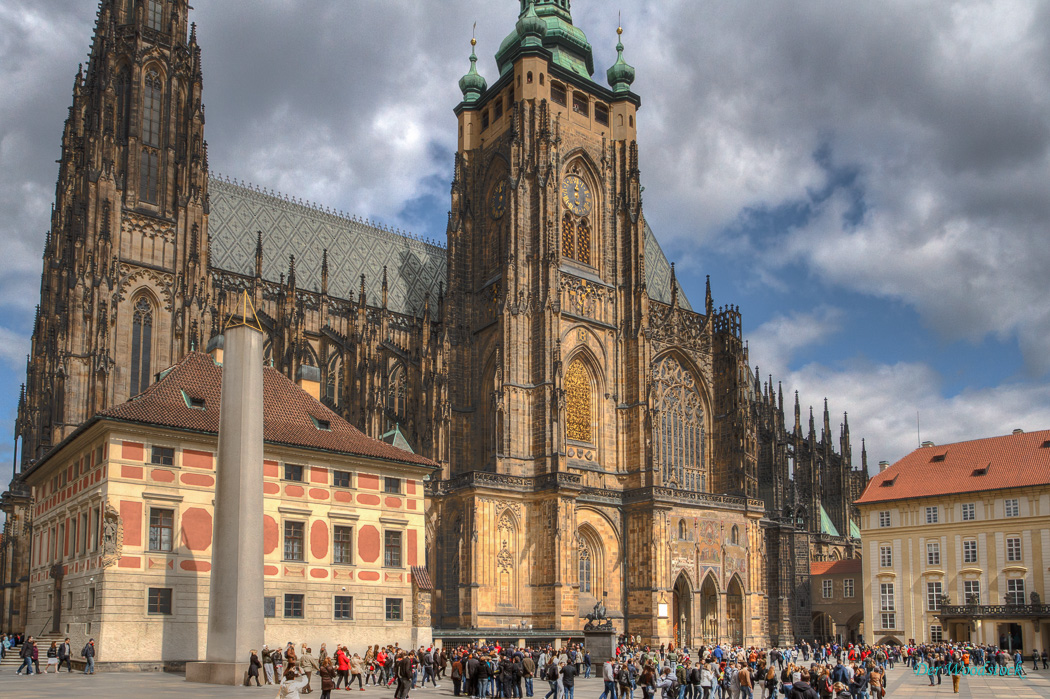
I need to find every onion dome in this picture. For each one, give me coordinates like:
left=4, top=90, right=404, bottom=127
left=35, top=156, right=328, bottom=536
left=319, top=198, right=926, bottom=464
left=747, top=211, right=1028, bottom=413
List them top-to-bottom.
left=516, top=0, right=547, bottom=46
left=606, top=27, right=636, bottom=94
left=459, top=38, right=488, bottom=104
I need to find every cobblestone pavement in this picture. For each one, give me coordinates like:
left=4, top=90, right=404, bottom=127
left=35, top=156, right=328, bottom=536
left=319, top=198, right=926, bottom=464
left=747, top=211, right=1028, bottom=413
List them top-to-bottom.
left=3, top=667, right=1050, bottom=699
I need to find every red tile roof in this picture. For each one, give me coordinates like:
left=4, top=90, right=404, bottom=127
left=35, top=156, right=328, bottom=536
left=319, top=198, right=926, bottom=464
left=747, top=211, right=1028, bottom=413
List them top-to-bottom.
left=100, top=352, right=437, bottom=468
left=855, top=429, right=1050, bottom=505
left=811, top=559, right=862, bottom=576
left=411, top=566, right=434, bottom=591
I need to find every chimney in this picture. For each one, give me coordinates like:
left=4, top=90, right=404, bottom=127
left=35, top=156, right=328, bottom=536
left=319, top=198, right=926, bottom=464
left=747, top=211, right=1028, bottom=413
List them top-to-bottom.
left=206, top=334, right=224, bottom=364
left=296, top=365, right=321, bottom=400
left=1013, top=428, right=1024, bottom=435
left=921, top=440, right=935, bottom=448
left=878, top=460, right=890, bottom=473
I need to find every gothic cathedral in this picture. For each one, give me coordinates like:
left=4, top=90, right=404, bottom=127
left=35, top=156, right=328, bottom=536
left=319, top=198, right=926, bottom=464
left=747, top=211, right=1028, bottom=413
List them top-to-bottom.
left=8, top=0, right=868, bottom=647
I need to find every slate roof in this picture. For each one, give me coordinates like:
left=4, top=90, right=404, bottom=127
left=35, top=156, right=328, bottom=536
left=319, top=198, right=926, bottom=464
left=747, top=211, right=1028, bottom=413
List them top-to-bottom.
left=207, top=176, right=691, bottom=313
left=102, top=352, right=437, bottom=468
left=855, top=429, right=1050, bottom=505
left=811, top=559, right=862, bottom=576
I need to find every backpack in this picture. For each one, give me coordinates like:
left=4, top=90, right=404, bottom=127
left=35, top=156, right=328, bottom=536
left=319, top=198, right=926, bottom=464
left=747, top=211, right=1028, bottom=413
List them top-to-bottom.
left=546, top=665, right=559, bottom=681
left=689, top=667, right=702, bottom=684
left=823, top=676, right=834, bottom=695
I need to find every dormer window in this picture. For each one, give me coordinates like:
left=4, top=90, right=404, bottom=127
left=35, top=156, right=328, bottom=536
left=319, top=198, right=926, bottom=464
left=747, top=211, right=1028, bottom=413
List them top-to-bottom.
left=181, top=390, right=205, bottom=410
left=311, top=416, right=331, bottom=431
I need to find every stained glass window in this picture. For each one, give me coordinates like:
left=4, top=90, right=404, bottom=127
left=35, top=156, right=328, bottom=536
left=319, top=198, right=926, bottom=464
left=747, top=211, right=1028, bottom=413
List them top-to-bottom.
left=143, top=71, right=162, bottom=147
left=130, top=296, right=153, bottom=396
left=652, top=356, right=706, bottom=490
left=565, top=359, right=592, bottom=443
left=578, top=540, right=592, bottom=594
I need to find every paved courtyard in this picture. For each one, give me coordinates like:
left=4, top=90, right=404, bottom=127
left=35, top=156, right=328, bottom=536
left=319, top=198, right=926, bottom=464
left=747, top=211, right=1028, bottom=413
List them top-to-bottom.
left=2, top=667, right=1050, bottom=699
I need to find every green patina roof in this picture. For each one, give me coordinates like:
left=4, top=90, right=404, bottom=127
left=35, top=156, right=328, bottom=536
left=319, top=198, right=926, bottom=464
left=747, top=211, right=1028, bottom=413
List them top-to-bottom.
left=496, top=0, right=595, bottom=80
left=382, top=424, right=415, bottom=454
left=819, top=505, right=841, bottom=537
left=849, top=520, right=861, bottom=539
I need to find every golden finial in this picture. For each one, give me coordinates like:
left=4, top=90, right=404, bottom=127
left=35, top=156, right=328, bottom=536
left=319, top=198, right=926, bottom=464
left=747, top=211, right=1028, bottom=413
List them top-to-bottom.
left=618, top=11, right=623, bottom=35
left=472, top=21, right=477, bottom=47
left=225, top=290, right=263, bottom=333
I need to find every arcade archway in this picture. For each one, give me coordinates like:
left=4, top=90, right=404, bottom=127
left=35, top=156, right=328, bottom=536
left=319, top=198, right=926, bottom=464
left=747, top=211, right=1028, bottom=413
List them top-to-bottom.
left=672, top=572, right=692, bottom=648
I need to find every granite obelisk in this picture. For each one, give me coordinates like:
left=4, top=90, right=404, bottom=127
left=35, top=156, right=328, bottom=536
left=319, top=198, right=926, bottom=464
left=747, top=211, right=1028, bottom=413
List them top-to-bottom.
left=187, top=293, right=265, bottom=685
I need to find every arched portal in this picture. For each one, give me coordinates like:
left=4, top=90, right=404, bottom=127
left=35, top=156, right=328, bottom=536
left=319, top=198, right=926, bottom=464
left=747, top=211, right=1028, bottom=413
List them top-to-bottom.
left=672, top=572, right=692, bottom=648
left=700, top=574, right=719, bottom=643
left=727, top=575, right=744, bottom=646
left=813, top=611, right=835, bottom=643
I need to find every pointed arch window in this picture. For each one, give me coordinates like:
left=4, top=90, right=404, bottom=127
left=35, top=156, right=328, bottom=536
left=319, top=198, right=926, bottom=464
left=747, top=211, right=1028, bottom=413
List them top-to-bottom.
left=115, top=67, right=132, bottom=141
left=140, top=70, right=162, bottom=204
left=561, top=213, right=592, bottom=267
left=562, top=213, right=575, bottom=260
left=130, top=296, right=153, bottom=396
left=326, top=351, right=343, bottom=405
left=652, top=356, right=707, bottom=491
left=565, top=359, right=593, bottom=443
left=387, top=364, right=407, bottom=423
left=578, top=539, right=592, bottom=594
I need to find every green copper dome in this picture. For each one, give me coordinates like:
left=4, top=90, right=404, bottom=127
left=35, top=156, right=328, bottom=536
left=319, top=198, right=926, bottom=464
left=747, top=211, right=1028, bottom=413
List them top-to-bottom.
left=496, top=0, right=595, bottom=80
left=607, top=32, right=636, bottom=94
left=458, top=41, right=488, bottom=104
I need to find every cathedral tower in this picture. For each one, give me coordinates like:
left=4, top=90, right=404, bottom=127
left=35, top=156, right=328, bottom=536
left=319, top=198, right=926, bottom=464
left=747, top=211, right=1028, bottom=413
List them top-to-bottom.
left=19, top=0, right=209, bottom=463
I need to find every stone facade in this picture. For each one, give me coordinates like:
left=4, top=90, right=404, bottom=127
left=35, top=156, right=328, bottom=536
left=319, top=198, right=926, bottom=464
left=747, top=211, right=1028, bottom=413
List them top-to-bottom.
left=7, top=0, right=869, bottom=646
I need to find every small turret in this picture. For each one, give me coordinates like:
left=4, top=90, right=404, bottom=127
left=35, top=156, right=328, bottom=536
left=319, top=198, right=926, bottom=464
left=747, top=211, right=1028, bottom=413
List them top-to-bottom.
left=516, top=0, right=547, bottom=46
left=607, top=26, right=636, bottom=94
left=458, top=37, right=488, bottom=105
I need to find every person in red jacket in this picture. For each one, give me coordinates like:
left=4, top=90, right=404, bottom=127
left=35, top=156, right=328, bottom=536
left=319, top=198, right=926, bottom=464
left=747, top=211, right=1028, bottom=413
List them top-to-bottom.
left=336, top=646, right=351, bottom=689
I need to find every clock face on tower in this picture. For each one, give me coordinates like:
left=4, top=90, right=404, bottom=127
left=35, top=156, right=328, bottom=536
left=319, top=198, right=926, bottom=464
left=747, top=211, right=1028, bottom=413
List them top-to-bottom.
left=561, top=175, right=592, bottom=217
left=489, top=179, right=508, bottom=220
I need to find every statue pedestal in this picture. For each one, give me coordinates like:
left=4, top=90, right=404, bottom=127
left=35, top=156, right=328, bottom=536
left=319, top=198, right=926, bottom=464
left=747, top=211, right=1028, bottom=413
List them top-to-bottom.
left=583, top=627, right=618, bottom=664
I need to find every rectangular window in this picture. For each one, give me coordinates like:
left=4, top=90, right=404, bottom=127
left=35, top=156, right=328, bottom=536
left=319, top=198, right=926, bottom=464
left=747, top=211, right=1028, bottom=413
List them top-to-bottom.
left=147, top=0, right=163, bottom=31
left=551, top=83, right=567, bottom=107
left=572, top=92, right=589, bottom=117
left=494, top=99, right=503, bottom=120
left=595, top=104, right=609, bottom=126
left=481, top=110, right=489, bottom=131
left=140, top=150, right=160, bottom=204
left=150, top=446, right=174, bottom=466
left=284, top=464, right=304, bottom=482
left=333, top=470, right=352, bottom=488
left=384, top=477, right=401, bottom=494
left=1005, top=498, right=1020, bottom=517
left=962, top=502, right=976, bottom=521
left=925, top=506, right=938, bottom=524
left=148, top=508, right=174, bottom=552
left=878, top=510, right=891, bottom=528
left=80, top=513, right=88, bottom=554
left=284, top=521, right=305, bottom=561
left=333, top=525, right=354, bottom=565
left=384, top=530, right=402, bottom=568
left=1006, top=536, right=1022, bottom=562
left=963, top=539, right=978, bottom=563
left=927, top=541, right=940, bottom=566
left=879, top=545, right=892, bottom=568
left=843, top=579, right=854, bottom=598
left=1006, top=579, right=1025, bottom=605
left=822, top=580, right=833, bottom=599
left=964, top=580, right=981, bottom=605
left=927, top=581, right=943, bottom=611
left=880, top=582, right=895, bottom=612
left=89, top=587, right=96, bottom=609
left=147, top=587, right=172, bottom=615
left=68, top=591, right=74, bottom=609
left=284, top=593, right=304, bottom=619
left=334, top=595, right=354, bottom=620
left=264, top=596, right=277, bottom=618
left=385, top=597, right=403, bottom=621
left=881, top=613, right=896, bottom=630
left=930, top=625, right=943, bottom=643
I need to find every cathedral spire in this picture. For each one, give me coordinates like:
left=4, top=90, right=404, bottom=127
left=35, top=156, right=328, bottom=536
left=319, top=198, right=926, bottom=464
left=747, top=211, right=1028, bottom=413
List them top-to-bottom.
left=607, top=24, right=636, bottom=94
left=255, top=231, right=263, bottom=278
left=321, top=248, right=329, bottom=296
left=669, top=262, right=678, bottom=308
left=381, top=265, right=389, bottom=310
left=705, top=275, right=713, bottom=316
left=794, top=390, right=801, bottom=433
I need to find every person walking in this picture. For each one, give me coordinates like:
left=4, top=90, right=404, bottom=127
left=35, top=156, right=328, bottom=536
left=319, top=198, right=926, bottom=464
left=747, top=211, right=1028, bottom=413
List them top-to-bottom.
left=16, top=636, right=35, bottom=675
left=57, top=637, right=72, bottom=673
left=80, top=638, right=95, bottom=674
left=45, top=641, right=59, bottom=673
left=263, top=646, right=277, bottom=685
left=336, top=646, right=350, bottom=689
left=301, top=647, right=319, bottom=694
left=247, top=650, right=263, bottom=687
left=522, top=650, right=535, bottom=698
left=395, top=651, right=414, bottom=699
left=351, top=652, right=366, bottom=690
left=319, top=657, right=337, bottom=699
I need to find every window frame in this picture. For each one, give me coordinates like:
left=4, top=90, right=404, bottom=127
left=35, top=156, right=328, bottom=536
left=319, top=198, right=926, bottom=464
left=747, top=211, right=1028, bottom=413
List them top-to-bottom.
left=551, top=82, right=567, bottom=107
left=150, top=445, right=174, bottom=466
left=284, top=464, right=305, bottom=482
left=333, top=470, right=352, bottom=489
left=384, top=477, right=402, bottom=494
left=1004, top=498, right=1020, bottom=517
left=925, top=506, right=939, bottom=524
left=148, top=507, right=175, bottom=553
left=878, top=510, right=891, bottom=528
left=283, top=520, right=306, bottom=562
left=333, top=525, right=354, bottom=566
left=384, top=529, right=403, bottom=568
left=1006, top=536, right=1022, bottom=562
left=963, top=539, right=977, bottom=564
left=926, top=541, right=940, bottom=566
left=879, top=545, right=892, bottom=568
left=843, top=578, right=854, bottom=598
left=1006, top=578, right=1025, bottom=605
left=821, top=579, right=833, bottom=599
left=964, top=579, right=980, bottom=605
left=926, top=581, right=943, bottom=611
left=147, top=587, right=173, bottom=615
left=284, top=593, right=305, bottom=619
left=334, top=595, right=354, bottom=621
left=385, top=597, right=403, bottom=622
left=930, top=625, right=943, bottom=643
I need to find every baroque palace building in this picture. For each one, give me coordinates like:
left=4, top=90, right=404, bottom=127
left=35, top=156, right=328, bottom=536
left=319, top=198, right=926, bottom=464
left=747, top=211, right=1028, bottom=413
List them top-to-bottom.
left=4, top=0, right=869, bottom=648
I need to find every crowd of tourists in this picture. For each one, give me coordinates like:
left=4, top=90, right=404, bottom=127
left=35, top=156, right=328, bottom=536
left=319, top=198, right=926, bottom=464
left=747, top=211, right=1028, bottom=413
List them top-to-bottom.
left=1, top=633, right=96, bottom=675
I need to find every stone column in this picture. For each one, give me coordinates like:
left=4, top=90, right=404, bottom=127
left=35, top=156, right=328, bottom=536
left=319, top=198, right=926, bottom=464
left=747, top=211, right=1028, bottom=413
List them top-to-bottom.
left=187, top=301, right=264, bottom=685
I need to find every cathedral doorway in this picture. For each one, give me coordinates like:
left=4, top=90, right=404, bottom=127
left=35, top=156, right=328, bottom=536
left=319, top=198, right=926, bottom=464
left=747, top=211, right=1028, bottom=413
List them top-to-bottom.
left=671, top=572, right=692, bottom=648
left=699, top=574, right=718, bottom=643
left=726, top=575, right=744, bottom=647
left=812, top=611, right=834, bottom=643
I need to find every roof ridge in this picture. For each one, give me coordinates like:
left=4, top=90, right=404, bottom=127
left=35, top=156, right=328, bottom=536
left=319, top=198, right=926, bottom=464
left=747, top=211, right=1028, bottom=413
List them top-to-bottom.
left=209, top=172, right=446, bottom=251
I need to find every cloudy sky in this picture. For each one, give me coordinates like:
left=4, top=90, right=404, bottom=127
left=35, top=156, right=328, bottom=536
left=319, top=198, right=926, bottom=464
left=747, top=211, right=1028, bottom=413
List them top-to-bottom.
left=2, top=0, right=1050, bottom=480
